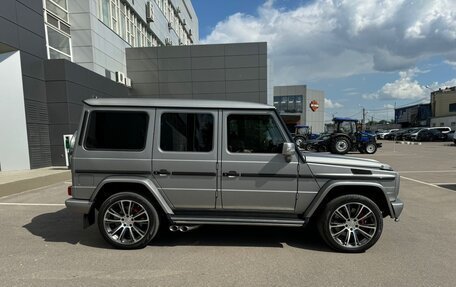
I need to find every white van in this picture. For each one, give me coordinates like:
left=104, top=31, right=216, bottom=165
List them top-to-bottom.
left=429, top=127, right=451, bottom=134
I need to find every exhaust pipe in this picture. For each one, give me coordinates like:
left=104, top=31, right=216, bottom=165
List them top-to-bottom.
left=169, top=225, right=179, bottom=232
left=179, top=225, right=200, bottom=232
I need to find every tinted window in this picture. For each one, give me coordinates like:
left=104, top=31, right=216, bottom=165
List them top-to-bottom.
left=85, top=111, right=148, bottom=150
left=160, top=113, right=213, bottom=152
left=227, top=114, right=285, bottom=153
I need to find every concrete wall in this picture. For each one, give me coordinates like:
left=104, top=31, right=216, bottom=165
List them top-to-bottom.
left=0, top=0, right=51, bottom=169
left=69, top=0, right=199, bottom=79
left=69, top=0, right=130, bottom=77
left=126, top=42, right=267, bottom=103
left=0, top=51, right=30, bottom=171
left=44, top=59, right=129, bottom=166
left=432, top=88, right=456, bottom=118
left=305, top=89, right=325, bottom=133
left=430, top=116, right=456, bottom=130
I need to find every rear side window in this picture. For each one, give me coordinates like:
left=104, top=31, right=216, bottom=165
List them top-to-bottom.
left=85, top=111, right=148, bottom=150
left=160, top=113, right=214, bottom=152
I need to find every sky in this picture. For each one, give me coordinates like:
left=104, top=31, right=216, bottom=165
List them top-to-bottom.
left=192, top=0, right=456, bottom=122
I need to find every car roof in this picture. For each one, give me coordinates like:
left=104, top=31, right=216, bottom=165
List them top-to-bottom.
left=84, top=98, right=274, bottom=110
left=333, top=117, right=358, bottom=122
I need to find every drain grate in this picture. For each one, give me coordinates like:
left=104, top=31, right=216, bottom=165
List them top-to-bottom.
left=438, top=184, right=456, bottom=191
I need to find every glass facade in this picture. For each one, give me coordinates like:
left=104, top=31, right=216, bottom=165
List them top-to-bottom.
left=44, top=0, right=72, bottom=61
left=96, top=0, right=193, bottom=47
left=273, top=96, right=304, bottom=113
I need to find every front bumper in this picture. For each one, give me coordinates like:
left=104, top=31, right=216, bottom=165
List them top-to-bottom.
left=65, top=198, right=92, bottom=214
left=391, top=198, right=404, bottom=219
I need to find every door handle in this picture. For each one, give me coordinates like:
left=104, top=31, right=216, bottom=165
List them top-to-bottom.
left=153, top=169, right=170, bottom=176
left=223, top=171, right=239, bottom=178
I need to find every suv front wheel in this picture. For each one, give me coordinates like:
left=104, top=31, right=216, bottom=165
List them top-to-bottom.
left=98, top=192, right=160, bottom=249
left=317, top=194, right=383, bottom=252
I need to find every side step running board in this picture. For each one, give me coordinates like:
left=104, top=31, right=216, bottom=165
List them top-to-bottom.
left=170, top=216, right=306, bottom=227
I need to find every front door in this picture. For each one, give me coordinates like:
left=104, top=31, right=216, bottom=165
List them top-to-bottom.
left=152, top=109, right=218, bottom=210
left=220, top=110, right=299, bottom=212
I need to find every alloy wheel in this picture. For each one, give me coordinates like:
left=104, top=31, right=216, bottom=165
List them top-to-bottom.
left=103, top=200, right=150, bottom=245
left=328, top=202, right=377, bottom=249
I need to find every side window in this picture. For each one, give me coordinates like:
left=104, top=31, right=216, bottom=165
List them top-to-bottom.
left=85, top=111, right=148, bottom=150
left=160, top=113, right=214, bottom=152
left=227, top=114, right=285, bottom=153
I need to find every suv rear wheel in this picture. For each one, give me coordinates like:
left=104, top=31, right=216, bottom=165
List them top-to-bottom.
left=98, top=192, right=160, bottom=249
left=317, top=194, right=383, bottom=252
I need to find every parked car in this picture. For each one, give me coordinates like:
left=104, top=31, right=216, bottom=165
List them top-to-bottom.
left=65, top=98, right=403, bottom=253
left=428, top=127, right=452, bottom=134
left=393, top=128, right=421, bottom=141
left=377, top=129, right=399, bottom=139
left=383, top=129, right=402, bottom=140
left=410, top=129, right=447, bottom=141
left=454, top=130, right=456, bottom=144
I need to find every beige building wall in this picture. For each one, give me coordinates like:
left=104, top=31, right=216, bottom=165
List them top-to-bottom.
left=431, top=87, right=456, bottom=117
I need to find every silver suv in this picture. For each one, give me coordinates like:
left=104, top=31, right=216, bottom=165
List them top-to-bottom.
left=66, top=98, right=403, bottom=252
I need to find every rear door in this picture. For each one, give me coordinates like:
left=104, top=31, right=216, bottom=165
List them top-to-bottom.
left=152, top=109, right=218, bottom=210
left=220, top=110, right=299, bottom=212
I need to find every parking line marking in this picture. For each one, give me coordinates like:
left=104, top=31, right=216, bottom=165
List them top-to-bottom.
left=400, top=176, right=455, bottom=192
left=0, top=202, right=65, bottom=206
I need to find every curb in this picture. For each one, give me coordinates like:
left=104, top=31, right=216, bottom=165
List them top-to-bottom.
left=395, top=141, right=422, bottom=145
left=0, top=171, right=70, bottom=198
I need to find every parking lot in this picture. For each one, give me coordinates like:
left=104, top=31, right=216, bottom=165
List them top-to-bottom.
left=1, top=141, right=455, bottom=286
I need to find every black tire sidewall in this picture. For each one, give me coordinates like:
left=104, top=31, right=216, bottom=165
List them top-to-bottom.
left=331, top=137, right=350, bottom=154
left=97, top=192, right=160, bottom=249
left=317, top=194, right=383, bottom=253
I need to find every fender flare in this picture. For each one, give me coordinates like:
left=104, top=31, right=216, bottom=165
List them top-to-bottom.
left=89, top=176, right=174, bottom=215
left=303, top=180, right=392, bottom=219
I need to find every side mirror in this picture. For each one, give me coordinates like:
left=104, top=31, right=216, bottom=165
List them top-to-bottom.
left=282, top=142, right=295, bottom=162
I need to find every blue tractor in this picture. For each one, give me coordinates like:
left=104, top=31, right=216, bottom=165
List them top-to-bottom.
left=305, top=118, right=381, bottom=154
left=292, top=125, right=319, bottom=148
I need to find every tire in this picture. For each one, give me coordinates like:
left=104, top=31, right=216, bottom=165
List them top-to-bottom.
left=294, top=136, right=306, bottom=148
left=331, top=137, right=351, bottom=154
left=364, top=143, right=377, bottom=154
left=98, top=192, right=160, bottom=249
left=317, top=194, right=383, bottom=253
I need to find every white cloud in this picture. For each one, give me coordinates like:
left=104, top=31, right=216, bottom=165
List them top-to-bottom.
left=202, top=0, right=456, bottom=85
left=363, top=68, right=456, bottom=100
left=325, top=98, right=343, bottom=109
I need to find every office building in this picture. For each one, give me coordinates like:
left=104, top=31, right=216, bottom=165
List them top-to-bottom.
left=273, top=85, right=325, bottom=133
left=430, top=86, right=456, bottom=129
left=394, top=103, right=431, bottom=128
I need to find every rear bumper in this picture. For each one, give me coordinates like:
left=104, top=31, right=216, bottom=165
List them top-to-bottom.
left=65, top=198, right=92, bottom=214
left=391, top=198, right=404, bottom=219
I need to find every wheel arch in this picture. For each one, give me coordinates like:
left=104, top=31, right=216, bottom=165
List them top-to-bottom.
left=87, top=177, right=174, bottom=225
left=303, top=181, right=392, bottom=220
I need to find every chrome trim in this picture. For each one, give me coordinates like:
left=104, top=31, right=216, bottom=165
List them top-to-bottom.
left=171, top=216, right=305, bottom=227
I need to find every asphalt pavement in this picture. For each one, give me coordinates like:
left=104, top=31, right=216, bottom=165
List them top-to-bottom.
left=1, top=141, right=455, bottom=286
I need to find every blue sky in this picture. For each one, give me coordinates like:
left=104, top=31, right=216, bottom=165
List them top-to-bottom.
left=192, top=0, right=456, bottom=122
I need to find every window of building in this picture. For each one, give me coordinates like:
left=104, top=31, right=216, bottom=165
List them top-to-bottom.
left=44, top=0, right=72, bottom=61
left=46, top=0, right=68, bottom=22
left=110, top=0, right=119, bottom=33
left=46, top=26, right=71, bottom=60
left=449, top=103, right=456, bottom=113
left=85, top=111, right=149, bottom=150
left=160, top=113, right=214, bottom=152
left=227, top=114, right=285, bottom=153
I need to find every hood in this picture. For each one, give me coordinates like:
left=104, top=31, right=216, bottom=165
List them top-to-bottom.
left=303, top=152, right=392, bottom=170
